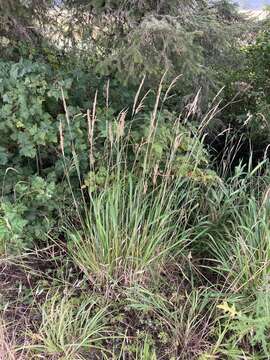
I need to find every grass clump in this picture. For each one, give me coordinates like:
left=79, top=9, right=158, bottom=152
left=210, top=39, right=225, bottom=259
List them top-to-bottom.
left=66, top=174, right=199, bottom=286
left=209, top=197, right=270, bottom=294
left=125, top=286, right=215, bottom=359
left=31, top=293, right=109, bottom=359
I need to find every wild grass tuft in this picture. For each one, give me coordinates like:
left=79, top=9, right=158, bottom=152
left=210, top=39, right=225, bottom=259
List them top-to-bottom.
left=66, top=174, right=199, bottom=286
left=30, top=293, right=110, bottom=358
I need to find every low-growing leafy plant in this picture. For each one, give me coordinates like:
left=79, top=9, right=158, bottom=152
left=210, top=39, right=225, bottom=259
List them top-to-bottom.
left=0, top=175, right=61, bottom=254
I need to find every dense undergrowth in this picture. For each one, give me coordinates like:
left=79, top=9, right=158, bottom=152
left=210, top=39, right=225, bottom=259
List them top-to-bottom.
left=0, top=1, right=270, bottom=359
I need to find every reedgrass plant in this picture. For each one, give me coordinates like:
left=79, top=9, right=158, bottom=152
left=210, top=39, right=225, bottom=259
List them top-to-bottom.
left=62, top=78, right=214, bottom=286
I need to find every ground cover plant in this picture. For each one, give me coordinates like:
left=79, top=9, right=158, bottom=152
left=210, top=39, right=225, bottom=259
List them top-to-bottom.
left=0, top=1, right=270, bottom=359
